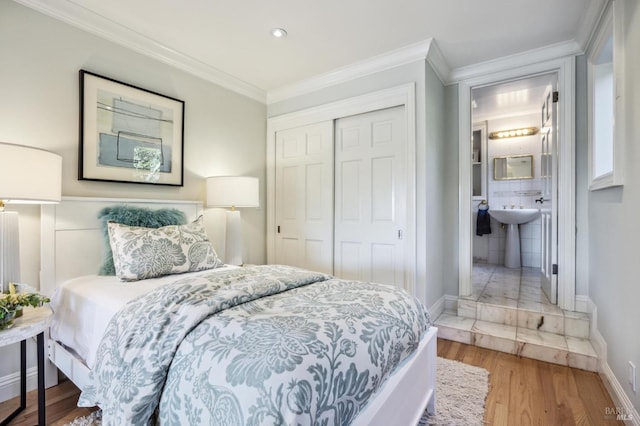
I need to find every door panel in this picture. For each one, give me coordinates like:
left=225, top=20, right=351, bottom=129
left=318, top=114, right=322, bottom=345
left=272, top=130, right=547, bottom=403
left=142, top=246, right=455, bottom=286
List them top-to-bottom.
left=541, top=85, right=558, bottom=304
left=334, top=106, right=406, bottom=288
left=274, top=121, right=334, bottom=274
left=372, top=157, right=394, bottom=221
left=340, top=160, right=361, bottom=220
left=339, top=241, right=362, bottom=281
left=371, top=243, right=395, bottom=285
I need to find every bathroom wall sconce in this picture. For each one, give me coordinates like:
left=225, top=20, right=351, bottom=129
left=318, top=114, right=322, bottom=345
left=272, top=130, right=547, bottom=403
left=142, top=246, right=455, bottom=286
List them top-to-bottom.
left=489, top=127, right=539, bottom=140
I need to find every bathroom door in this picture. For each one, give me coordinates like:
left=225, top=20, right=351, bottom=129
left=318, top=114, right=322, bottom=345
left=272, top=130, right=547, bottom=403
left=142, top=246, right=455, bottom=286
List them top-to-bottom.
left=540, top=86, right=558, bottom=303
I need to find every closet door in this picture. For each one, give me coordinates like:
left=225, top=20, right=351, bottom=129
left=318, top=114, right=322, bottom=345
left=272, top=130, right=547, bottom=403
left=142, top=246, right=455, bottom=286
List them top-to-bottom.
left=334, top=106, right=406, bottom=287
left=274, top=121, right=334, bottom=274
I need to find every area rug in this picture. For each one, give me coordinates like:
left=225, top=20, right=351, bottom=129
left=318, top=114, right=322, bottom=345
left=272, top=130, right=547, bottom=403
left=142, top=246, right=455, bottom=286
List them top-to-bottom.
left=65, top=357, right=489, bottom=426
left=419, top=357, right=489, bottom=426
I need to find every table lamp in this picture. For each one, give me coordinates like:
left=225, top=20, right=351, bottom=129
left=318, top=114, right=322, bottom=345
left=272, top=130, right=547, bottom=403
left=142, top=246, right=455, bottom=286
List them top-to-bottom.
left=0, top=142, right=62, bottom=292
left=206, top=176, right=259, bottom=266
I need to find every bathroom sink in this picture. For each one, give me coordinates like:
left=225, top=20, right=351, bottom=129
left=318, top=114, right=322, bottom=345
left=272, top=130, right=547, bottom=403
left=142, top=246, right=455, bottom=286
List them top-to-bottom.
left=487, top=208, right=540, bottom=268
left=489, top=208, right=540, bottom=225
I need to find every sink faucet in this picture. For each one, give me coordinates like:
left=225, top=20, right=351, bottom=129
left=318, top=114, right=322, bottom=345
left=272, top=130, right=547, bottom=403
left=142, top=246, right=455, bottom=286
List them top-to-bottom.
left=535, top=197, right=544, bottom=204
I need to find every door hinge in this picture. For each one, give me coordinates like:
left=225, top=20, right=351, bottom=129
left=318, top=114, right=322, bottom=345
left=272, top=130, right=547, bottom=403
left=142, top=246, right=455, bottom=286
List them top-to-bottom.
left=552, top=91, right=559, bottom=103
left=277, top=225, right=280, bottom=234
left=397, top=230, right=403, bottom=240
left=552, top=264, right=558, bottom=275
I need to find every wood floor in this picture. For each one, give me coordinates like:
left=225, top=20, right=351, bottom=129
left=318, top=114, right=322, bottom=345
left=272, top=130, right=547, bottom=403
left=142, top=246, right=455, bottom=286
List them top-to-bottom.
left=0, top=338, right=622, bottom=425
left=437, top=339, right=623, bottom=425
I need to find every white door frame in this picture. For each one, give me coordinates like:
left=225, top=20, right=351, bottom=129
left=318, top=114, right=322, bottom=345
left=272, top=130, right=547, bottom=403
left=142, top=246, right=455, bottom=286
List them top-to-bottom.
left=458, top=56, right=576, bottom=311
left=267, top=83, right=417, bottom=296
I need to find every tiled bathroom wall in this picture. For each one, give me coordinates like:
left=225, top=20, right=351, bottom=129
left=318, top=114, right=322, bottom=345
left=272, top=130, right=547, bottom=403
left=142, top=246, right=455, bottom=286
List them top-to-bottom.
left=474, top=112, right=542, bottom=268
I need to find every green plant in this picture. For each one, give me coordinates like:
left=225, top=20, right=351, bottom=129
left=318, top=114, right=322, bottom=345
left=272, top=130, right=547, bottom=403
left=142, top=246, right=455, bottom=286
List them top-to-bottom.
left=0, top=283, right=49, bottom=329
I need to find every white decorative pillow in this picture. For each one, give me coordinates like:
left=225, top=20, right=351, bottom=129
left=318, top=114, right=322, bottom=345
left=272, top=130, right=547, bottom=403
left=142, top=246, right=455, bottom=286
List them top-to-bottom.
left=107, top=216, right=222, bottom=281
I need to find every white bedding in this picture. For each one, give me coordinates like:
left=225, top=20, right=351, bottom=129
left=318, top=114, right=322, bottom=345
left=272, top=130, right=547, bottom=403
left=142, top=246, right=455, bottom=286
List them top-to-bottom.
left=49, top=265, right=239, bottom=369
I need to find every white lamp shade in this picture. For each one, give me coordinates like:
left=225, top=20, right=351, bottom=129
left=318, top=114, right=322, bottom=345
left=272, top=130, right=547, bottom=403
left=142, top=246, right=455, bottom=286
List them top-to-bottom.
left=0, top=142, right=62, bottom=204
left=206, top=176, right=259, bottom=208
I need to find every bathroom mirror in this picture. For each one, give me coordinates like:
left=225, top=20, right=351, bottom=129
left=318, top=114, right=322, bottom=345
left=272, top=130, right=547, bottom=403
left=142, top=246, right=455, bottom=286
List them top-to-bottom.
left=493, top=154, right=534, bottom=180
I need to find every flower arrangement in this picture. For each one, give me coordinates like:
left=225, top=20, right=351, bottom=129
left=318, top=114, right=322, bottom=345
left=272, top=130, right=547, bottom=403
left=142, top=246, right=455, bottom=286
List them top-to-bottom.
left=0, top=283, right=50, bottom=330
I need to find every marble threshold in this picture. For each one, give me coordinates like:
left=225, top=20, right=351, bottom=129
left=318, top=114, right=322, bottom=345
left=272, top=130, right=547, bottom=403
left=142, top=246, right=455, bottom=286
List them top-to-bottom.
left=434, top=264, right=598, bottom=372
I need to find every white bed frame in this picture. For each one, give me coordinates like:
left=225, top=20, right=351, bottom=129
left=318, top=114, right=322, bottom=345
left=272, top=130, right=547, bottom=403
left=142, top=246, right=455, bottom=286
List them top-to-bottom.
left=40, top=196, right=436, bottom=424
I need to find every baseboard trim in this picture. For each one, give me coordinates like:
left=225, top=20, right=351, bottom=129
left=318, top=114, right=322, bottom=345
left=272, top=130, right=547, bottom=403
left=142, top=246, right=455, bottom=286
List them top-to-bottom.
left=575, top=294, right=590, bottom=313
left=428, top=295, right=446, bottom=321
left=428, top=295, right=458, bottom=323
left=444, top=295, right=458, bottom=313
left=585, top=296, right=639, bottom=425
left=600, top=362, right=640, bottom=425
left=0, top=366, right=39, bottom=403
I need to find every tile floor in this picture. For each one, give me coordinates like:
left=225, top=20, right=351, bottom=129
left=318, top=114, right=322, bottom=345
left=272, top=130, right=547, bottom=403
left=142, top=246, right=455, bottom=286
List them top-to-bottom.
left=434, top=263, right=599, bottom=371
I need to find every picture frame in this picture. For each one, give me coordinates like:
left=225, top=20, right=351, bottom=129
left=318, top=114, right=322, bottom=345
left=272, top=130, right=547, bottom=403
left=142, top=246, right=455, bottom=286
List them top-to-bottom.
left=79, top=70, right=185, bottom=186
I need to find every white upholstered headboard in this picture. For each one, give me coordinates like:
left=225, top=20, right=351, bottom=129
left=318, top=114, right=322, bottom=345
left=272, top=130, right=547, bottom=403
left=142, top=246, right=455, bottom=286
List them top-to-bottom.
left=40, top=196, right=203, bottom=297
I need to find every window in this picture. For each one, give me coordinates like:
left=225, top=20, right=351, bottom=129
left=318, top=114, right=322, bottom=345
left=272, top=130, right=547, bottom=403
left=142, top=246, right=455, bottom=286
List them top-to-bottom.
left=588, top=0, right=624, bottom=190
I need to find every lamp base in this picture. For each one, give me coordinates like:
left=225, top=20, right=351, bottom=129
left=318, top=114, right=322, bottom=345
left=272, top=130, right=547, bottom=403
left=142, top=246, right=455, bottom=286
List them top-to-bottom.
left=225, top=210, right=243, bottom=266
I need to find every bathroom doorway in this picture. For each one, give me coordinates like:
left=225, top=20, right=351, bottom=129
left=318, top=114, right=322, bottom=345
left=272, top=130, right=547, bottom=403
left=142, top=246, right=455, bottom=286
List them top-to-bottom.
left=457, top=56, right=577, bottom=312
left=470, top=73, right=558, bottom=300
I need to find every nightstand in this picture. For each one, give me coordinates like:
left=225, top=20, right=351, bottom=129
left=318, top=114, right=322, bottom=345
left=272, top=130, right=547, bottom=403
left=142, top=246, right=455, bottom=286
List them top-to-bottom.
left=0, top=306, right=51, bottom=426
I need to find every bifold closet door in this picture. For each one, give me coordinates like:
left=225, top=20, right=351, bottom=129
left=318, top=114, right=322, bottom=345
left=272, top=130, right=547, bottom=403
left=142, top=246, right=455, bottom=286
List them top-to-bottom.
left=334, top=106, right=406, bottom=287
left=274, top=121, right=334, bottom=274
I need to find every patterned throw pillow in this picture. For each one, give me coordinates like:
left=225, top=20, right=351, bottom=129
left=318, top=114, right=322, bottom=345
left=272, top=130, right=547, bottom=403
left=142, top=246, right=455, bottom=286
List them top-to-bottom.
left=97, top=206, right=187, bottom=276
left=107, top=216, right=222, bottom=281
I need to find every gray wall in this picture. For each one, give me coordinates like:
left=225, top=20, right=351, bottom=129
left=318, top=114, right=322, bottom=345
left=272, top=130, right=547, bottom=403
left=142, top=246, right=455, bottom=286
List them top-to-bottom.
left=0, top=0, right=266, bottom=398
left=587, top=0, right=640, bottom=411
left=0, top=1, right=267, bottom=274
left=575, top=54, right=590, bottom=297
left=268, top=60, right=450, bottom=308
left=268, top=62, right=425, bottom=118
left=423, top=64, right=448, bottom=305
left=443, top=84, right=460, bottom=297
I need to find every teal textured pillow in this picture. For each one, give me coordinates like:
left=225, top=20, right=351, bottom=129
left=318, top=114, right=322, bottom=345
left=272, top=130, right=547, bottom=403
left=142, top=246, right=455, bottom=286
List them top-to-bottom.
left=98, top=206, right=187, bottom=275
left=107, top=216, right=222, bottom=281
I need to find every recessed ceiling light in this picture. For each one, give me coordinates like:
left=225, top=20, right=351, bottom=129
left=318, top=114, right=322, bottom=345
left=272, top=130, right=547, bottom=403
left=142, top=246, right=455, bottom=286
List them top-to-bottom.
left=270, top=28, right=288, bottom=39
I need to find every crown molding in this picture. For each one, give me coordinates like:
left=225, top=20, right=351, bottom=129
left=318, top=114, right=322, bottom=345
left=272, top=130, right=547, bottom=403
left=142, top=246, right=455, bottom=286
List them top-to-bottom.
left=13, top=0, right=266, bottom=103
left=15, top=0, right=606, bottom=104
left=575, top=0, right=608, bottom=51
left=267, top=39, right=433, bottom=105
left=425, top=39, right=451, bottom=85
left=449, top=40, right=583, bottom=84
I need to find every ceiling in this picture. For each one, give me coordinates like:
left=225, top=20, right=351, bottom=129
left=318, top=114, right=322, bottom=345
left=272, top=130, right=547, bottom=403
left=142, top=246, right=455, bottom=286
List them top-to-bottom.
left=16, top=0, right=604, bottom=102
left=472, top=74, right=557, bottom=121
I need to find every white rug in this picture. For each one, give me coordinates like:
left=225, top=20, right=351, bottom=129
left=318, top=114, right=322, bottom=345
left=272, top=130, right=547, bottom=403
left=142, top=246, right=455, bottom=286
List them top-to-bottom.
left=65, top=357, right=489, bottom=426
left=419, top=357, right=489, bottom=426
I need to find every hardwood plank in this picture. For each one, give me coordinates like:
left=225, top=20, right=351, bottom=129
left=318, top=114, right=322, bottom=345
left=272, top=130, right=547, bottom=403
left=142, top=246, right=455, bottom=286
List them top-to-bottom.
left=0, top=339, right=623, bottom=425
left=436, top=339, right=623, bottom=426
left=487, top=351, right=515, bottom=425
left=537, top=361, right=562, bottom=425
left=550, top=362, right=582, bottom=425
left=573, top=368, right=624, bottom=425
left=0, top=380, right=96, bottom=426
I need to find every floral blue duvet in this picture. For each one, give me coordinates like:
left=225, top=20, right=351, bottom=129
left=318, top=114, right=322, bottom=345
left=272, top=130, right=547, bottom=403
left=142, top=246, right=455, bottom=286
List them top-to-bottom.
left=78, top=265, right=431, bottom=425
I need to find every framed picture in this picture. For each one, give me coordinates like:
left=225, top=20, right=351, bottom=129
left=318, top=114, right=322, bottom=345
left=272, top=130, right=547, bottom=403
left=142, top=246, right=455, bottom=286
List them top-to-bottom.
left=79, top=70, right=185, bottom=186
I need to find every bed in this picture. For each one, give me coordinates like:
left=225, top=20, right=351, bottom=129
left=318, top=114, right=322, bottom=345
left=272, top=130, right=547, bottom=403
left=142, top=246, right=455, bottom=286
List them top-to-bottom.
left=41, top=197, right=437, bottom=425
